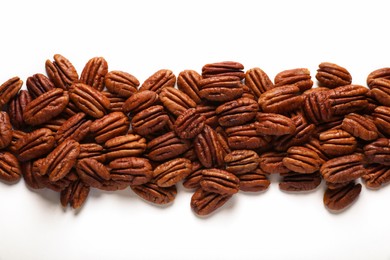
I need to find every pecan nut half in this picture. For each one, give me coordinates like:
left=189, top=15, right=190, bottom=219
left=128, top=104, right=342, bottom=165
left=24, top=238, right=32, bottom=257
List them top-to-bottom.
left=45, top=54, right=79, bottom=90
left=80, top=57, right=108, bottom=91
left=202, top=61, right=245, bottom=79
left=316, top=62, right=352, bottom=88
left=245, top=67, right=274, bottom=99
left=367, top=67, right=390, bottom=87
left=274, top=68, right=313, bottom=92
left=139, top=69, right=176, bottom=93
left=104, top=70, right=139, bottom=98
left=177, top=70, right=202, bottom=104
left=26, top=73, right=54, bottom=98
left=199, top=76, right=243, bottom=102
left=0, top=77, right=23, bottom=109
left=258, top=84, right=304, bottom=114
left=328, top=85, right=368, bottom=116
left=159, top=87, right=197, bottom=117
left=7, top=90, right=32, bottom=129
left=122, top=90, right=159, bottom=115
left=216, top=97, right=258, bottom=127
left=131, top=105, right=169, bottom=136
left=373, top=106, right=390, bottom=135
left=174, top=108, right=205, bottom=139
left=0, top=112, right=12, bottom=149
left=55, top=112, right=92, bottom=144
left=89, top=112, right=130, bottom=144
left=255, top=112, right=296, bottom=136
left=341, top=113, right=378, bottom=141
left=225, top=123, right=271, bottom=150
left=194, top=125, right=225, bottom=168
left=14, top=128, right=55, bottom=162
left=319, top=129, right=357, bottom=157
left=147, top=131, right=191, bottom=161
left=104, top=134, right=147, bottom=161
left=363, top=138, right=390, bottom=165
left=78, top=143, right=106, bottom=163
left=283, top=146, right=321, bottom=174
left=224, top=150, right=259, bottom=175
left=259, top=151, right=290, bottom=174
left=0, top=152, right=22, bottom=182
left=320, top=153, right=366, bottom=183
left=109, top=157, right=152, bottom=186
left=76, top=158, right=110, bottom=188
left=153, top=158, right=192, bottom=187
left=362, top=164, right=390, bottom=189
left=200, top=168, right=239, bottom=195
left=238, top=168, right=270, bottom=192
left=279, top=172, right=322, bottom=192
left=60, top=180, right=90, bottom=209
left=323, top=182, right=361, bottom=212
left=131, top=183, right=177, bottom=205
left=191, top=188, right=232, bottom=216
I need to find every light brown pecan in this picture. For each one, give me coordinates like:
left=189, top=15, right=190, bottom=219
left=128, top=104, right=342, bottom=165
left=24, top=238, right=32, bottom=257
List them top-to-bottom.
left=45, top=54, right=78, bottom=90
left=80, top=57, right=108, bottom=91
left=202, top=61, right=245, bottom=79
left=316, top=62, right=352, bottom=88
left=244, top=67, right=274, bottom=99
left=367, top=67, right=390, bottom=87
left=274, top=68, right=313, bottom=91
left=139, top=69, right=176, bottom=93
left=104, top=70, right=139, bottom=98
left=177, top=70, right=202, bottom=104
left=26, top=73, right=54, bottom=98
left=0, top=76, right=23, bottom=109
left=199, top=76, right=243, bottom=102
left=369, top=78, right=390, bottom=106
left=69, top=83, right=110, bottom=118
left=258, top=84, right=304, bottom=114
left=328, top=85, right=369, bottom=116
left=159, top=87, right=196, bottom=117
left=23, top=88, right=69, bottom=126
left=7, top=90, right=32, bottom=129
left=122, top=90, right=159, bottom=115
left=302, top=90, right=334, bottom=124
left=102, top=91, right=126, bottom=112
left=216, top=97, right=258, bottom=127
left=195, top=104, right=219, bottom=128
left=131, top=105, right=168, bottom=136
left=373, top=106, right=390, bottom=135
left=174, top=108, right=205, bottom=139
left=0, top=112, right=12, bottom=149
left=89, top=112, right=130, bottom=144
left=255, top=112, right=296, bottom=136
left=55, top=113, right=92, bottom=144
left=341, top=113, right=378, bottom=141
left=225, top=123, right=271, bottom=150
left=194, top=125, right=224, bottom=168
left=14, top=128, right=55, bottom=162
left=319, top=129, right=357, bottom=157
left=147, top=131, right=191, bottom=162
left=104, top=134, right=147, bottom=161
left=363, top=138, right=390, bottom=165
left=39, top=139, right=80, bottom=182
left=78, top=143, right=106, bottom=163
left=283, top=146, right=321, bottom=174
left=224, top=150, right=259, bottom=175
left=258, top=151, right=290, bottom=174
left=0, top=152, right=22, bottom=182
left=320, top=153, right=366, bottom=183
left=109, top=157, right=152, bottom=186
left=76, top=158, right=110, bottom=189
left=153, top=158, right=192, bottom=187
left=182, top=161, right=203, bottom=189
left=362, top=164, right=390, bottom=189
left=200, top=168, right=239, bottom=195
left=238, top=168, right=270, bottom=192
left=279, top=172, right=322, bottom=192
left=61, top=180, right=90, bottom=209
left=324, top=181, right=361, bottom=211
left=131, top=182, right=177, bottom=205
left=191, top=188, right=232, bottom=216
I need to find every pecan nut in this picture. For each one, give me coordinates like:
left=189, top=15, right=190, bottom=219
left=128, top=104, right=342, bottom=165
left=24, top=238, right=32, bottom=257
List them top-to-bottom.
left=45, top=54, right=79, bottom=90
left=80, top=57, right=108, bottom=91
left=202, top=61, right=245, bottom=79
left=315, top=62, right=352, bottom=88
left=244, top=67, right=274, bottom=99
left=367, top=67, right=390, bottom=87
left=274, top=68, right=313, bottom=92
left=139, top=69, right=176, bottom=93
left=104, top=70, right=139, bottom=98
left=177, top=70, right=202, bottom=104
left=26, top=73, right=54, bottom=98
left=199, top=76, right=243, bottom=102
left=0, top=77, right=23, bottom=109
left=369, top=78, right=390, bottom=106
left=258, top=85, right=304, bottom=114
left=328, top=85, right=369, bottom=116
left=159, top=87, right=197, bottom=117
left=7, top=90, right=32, bottom=129
left=122, top=90, right=159, bottom=115
left=302, top=90, right=334, bottom=124
left=102, top=91, right=126, bottom=112
left=216, top=97, right=258, bottom=127
left=195, top=104, right=219, bottom=128
left=131, top=105, right=168, bottom=136
left=373, top=106, right=390, bottom=135
left=174, top=108, right=205, bottom=139
left=0, top=112, right=12, bottom=149
left=55, top=112, right=92, bottom=144
left=89, top=112, right=130, bottom=144
left=255, top=112, right=296, bottom=136
left=341, top=113, right=378, bottom=141
left=225, top=123, right=271, bottom=150
left=194, top=125, right=224, bottom=168
left=14, top=128, right=55, bottom=162
left=319, top=129, right=357, bottom=157
left=147, top=131, right=191, bottom=161
left=104, top=134, right=147, bottom=161
left=363, top=138, right=390, bottom=165
left=78, top=143, right=106, bottom=163
left=283, top=146, right=321, bottom=174
left=224, top=150, right=259, bottom=175
left=259, top=151, right=290, bottom=174
left=0, top=152, right=22, bottom=182
left=320, top=153, right=366, bottom=183
left=109, top=157, right=152, bottom=186
left=76, top=158, right=110, bottom=188
left=153, top=158, right=192, bottom=187
left=21, top=161, right=46, bottom=190
left=182, top=161, right=203, bottom=189
left=362, top=164, right=390, bottom=189
left=200, top=168, right=239, bottom=195
left=238, top=168, right=270, bottom=192
left=279, top=172, right=322, bottom=192
left=60, top=180, right=90, bottom=209
left=131, top=182, right=177, bottom=205
left=324, top=182, right=361, bottom=211
left=191, top=188, right=232, bottom=216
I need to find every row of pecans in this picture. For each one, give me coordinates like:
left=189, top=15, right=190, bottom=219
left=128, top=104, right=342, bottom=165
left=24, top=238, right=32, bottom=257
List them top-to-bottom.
left=0, top=55, right=390, bottom=215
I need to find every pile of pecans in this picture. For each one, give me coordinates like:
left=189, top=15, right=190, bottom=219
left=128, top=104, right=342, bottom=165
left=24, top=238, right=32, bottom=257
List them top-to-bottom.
left=0, top=55, right=390, bottom=216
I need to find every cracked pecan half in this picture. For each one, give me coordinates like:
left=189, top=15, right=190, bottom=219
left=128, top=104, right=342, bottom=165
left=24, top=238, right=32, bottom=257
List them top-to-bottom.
left=45, top=54, right=78, bottom=90
left=80, top=57, right=108, bottom=91
left=316, top=62, right=352, bottom=88
left=245, top=67, right=274, bottom=99
left=139, top=69, right=176, bottom=93
left=104, top=70, right=139, bottom=98
left=216, top=97, right=258, bottom=127
left=224, top=150, right=259, bottom=175
left=320, top=153, right=366, bottom=183
left=153, top=158, right=192, bottom=187
left=200, top=168, right=239, bottom=195
left=131, top=182, right=177, bottom=205
left=191, top=188, right=232, bottom=216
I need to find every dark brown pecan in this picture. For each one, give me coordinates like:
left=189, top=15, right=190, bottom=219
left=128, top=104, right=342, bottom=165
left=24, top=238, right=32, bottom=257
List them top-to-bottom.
left=45, top=54, right=78, bottom=90
left=80, top=57, right=108, bottom=91
left=202, top=61, right=245, bottom=79
left=316, top=62, right=352, bottom=88
left=245, top=67, right=274, bottom=99
left=367, top=67, right=390, bottom=87
left=274, top=68, right=313, bottom=91
left=139, top=69, right=176, bottom=93
left=104, top=70, right=139, bottom=98
left=177, top=70, right=202, bottom=104
left=26, top=73, right=54, bottom=98
left=0, top=76, right=23, bottom=109
left=199, top=76, right=243, bottom=102
left=369, top=78, right=390, bottom=106
left=69, top=83, right=110, bottom=118
left=258, top=85, right=304, bottom=114
left=328, top=85, right=369, bottom=116
left=159, top=87, right=196, bottom=117
left=23, top=88, right=69, bottom=125
left=7, top=90, right=32, bottom=129
left=122, top=90, right=159, bottom=115
left=302, top=90, right=334, bottom=124
left=363, top=90, right=380, bottom=114
left=102, top=91, right=126, bottom=112
left=216, top=97, right=258, bottom=127
left=60, top=98, right=81, bottom=119
left=195, top=104, right=219, bottom=128
left=131, top=105, right=168, bottom=136
left=373, top=106, right=390, bottom=135
left=174, top=108, right=205, bottom=139
left=0, top=112, right=12, bottom=149
left=89, top=112, right=130, bottom=144
left=255, top=112, right=296, bottom=135
left=55, top=113, right=92, bottom=144
left=273, top=113, right=316, bottom=152
left=341, top=113, right=378, bottom=141
left=41, top=117, right=67, bottom=132
left=314, top=117, right=344, bottom=136
left=225, top=123, right=271, bottom=150
left=194, top=125, right=224, bottom=168
left=14, top=128, right=55, bottom=162
left=215, top=128, right=231, bottom=156
left=319, top=129, right=357, bottom=157
left=7, top=130, right=26, bottom=154
left=147, top=131, right=191, bottom=161
left=104, top=134, right=147, bottom=161
left=303, top=138, right=328, bottom=163
left=364, top=138, right=390, bottom=165
left=39, top=139, right=80, bottom=182
left=78, top=143, right=106, bottom=163
left=283, top=146, right=321, bottom=174
left=181, top=147, right=198, bottom=162
left=224, top=150, right=259, bottom=175
left=259, top=151, right=290, bottom=174
left=0, top=152, right=22, bottom=183
left=320, top=153, right=366, bottom=183
left=109, top=157, right=152, bottom=186
left=76, top=158, right=110, bottom=188
left=153, top=158, right=192, bottom=187
left=35, top=160, right=77, bottom=192
left=21, top=161, right=46, bottom=189
left=183, top=161, right=203, bottom=189
left=362, top=164, right=390, bottom=189
left=200, top=168, right=239, bottom=195
left=238, top=168, right=270, bottom=192
left=279, top=172, right=321, bottom=192
left=99, top=179, right=129, bottom=191
left=61, top=180, right=90, bottom=209
left=326, top=181, right=352, bottom=190
left=131, top=182, right=177, bottom=205
left=324, top=182, right=361, bottom=211
left=191, top=188, right=232, bottom=216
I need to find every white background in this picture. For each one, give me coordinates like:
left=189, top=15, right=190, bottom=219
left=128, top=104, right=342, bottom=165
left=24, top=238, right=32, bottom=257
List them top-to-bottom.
left=1, top=0, right=390, bottom=259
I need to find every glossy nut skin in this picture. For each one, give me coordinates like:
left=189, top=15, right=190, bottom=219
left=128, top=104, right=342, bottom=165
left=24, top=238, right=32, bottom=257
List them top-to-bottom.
left=45, top=54, right=78, bottom=90
left=80, top=57, right=108, bottom=91
left=202, top=61, right=245, bottom=79
left=316, top=62, right=352, bottom=88
left=245, top=67, right=274, bottom=99
left=367, top=67, right=390, bottom=87
left=274, top=68, right=313, bottom=92
left=139, top=69, right=176, bottom=93
left=104, top=70, right=139, bottom=98
left=177, top=70, right=202, bottom=104
left=26, top=73, right=54, bottom=98
left=199, top=76, right=243, bottom=102
left=0, top=77, right=23, bottom=109
left=258, top=85, right=304, bottom=114
left=327, top=85, right=369, bottom=117
left=159, top=87, right=197, bottom=117
left=7, top=90, right=32, bottom=129
left=122, top=90, right=159, bottom=114
left=216, top=97, right=258, bottom=127
left=131, top=105, right=169, bottom=136
left=373, top=106, right=390, bottom=135
left=174, top=108, right=205, bottom=139
left=0, top=112, right=12, bottom=149
left=89, top=112, right=130, bottom=144
left=255, top=112, right=296, bottom=136
left=55, top=113, right=92, bottom=144
left=341, top=113, right=378, bottom=141
left=194, top=125, right=224, bottom=168
left=14, top=128, right=55, bottom=162
left=319, top=129, right=357, bottom=157
left=147, top=131, right=191, bottom=162
left=104, top=134, right=147, bottom=161
left=364, top=138, right=390, bottom=165
left=283, top=146, right=321, bottom=174
left=224, top=150, right=259, bottom=175
left=259, top=151, right=290, bottom=174
left=0, top=152, right=22, bottom=183
left=320, top=153, right=366, bottom=183
left=109, top=157, right=153, bottom=186
left=76, top=158, right=110, bottom=189
left=153, top=158, right=192, bottom=187
left=362, top=164, right=390, bottom=189
left=200, top=168, right=240, bottom=195
left=238, top=168, right=270, bottom=192
left=279, top=172, right=322, bottom=192
left=60, top=180, right=90, bottom=209
left=324, top=182, right=361, bottom=212
left=131, top=183, right=177, bottom=205
left=191, top=188, right=232, bottom=216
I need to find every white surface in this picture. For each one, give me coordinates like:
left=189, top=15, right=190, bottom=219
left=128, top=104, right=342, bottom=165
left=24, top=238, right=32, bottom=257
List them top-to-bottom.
left=1, top=0, right=390, bottom=259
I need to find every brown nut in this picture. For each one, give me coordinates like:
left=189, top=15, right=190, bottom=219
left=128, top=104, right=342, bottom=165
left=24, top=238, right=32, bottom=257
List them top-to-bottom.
left=45, top=54, right=79, bottom=90
left=80, top=57, right=108, bottom=91
left=202, top=61, right=245, bottom=79
left=316, top=62, right=352, bottom=88
left=245, top=67, right=274, bottom=99
left=367, top=67, right=390, bottom=87
left=274, top=68, right=313, bottom=92
left=139, top=69, right=176, bottom=93
left=104, top=70, right=139, bottom=98
left=177, top=70, right=202, bottom=104
left=26, top=73, right=54, bottom=98
left=199, top=76, right=243, bottom=102
left=0, top=77, right=23, bottom=109
left=258, top=85, right=304, bottom=114
left=328, top=85, right=369, bottom=117
left=159, top=87, right=197, bottom=117
left=7, top=90, right=32, bottom=129
left=122, top=90, right=159, bottom=115
left=216, top=97, right=258, bottom=127
left=131, top=105, right=169, bottom=136
left=373, top=106, right=390, bottom=136
left=174, top=108, right=206, bottom=139
left=0, top=112, right=12, bottom=149
left=89, top=112, right=130, bottom=144
left=255, top=112, right=296, bottom=136
left=55, top=113, right=92, bottom=144
left=341, top=113, right=378, bottom=141
left=226, top=123, right=271, bottom=150
left=194, top=125, right=224, bottom=168
left=14, top=128, right=55, bottom=162
left=319, top=129, right=357, bottom=157
left=147, top=131, right=191, bottom=162
left=104, top=134, right=147, bottom=161
left=363, top=138, right=390, bottom=165
left=283, top=146, right=321, bottom=174
left=224, top=150, right=259, bottom=175
left=259, top=151, right=290, bottom=174
left=0, top=152, right=22, bottom=183
left=320, top=153, right=366, bottom=183
left=109, top=157, right=152, bottom=186
left=76, top=158, right=110, bottom=189
left=153, top=158, right=192, bottom=187
left=200, top=168, right=239, bottom=195
left=238, top=168, right=270, bottom=192
left=279, top=172, right=322, bottom=192
left=61, top=180, right=90, bottom=209
left=131, top=182, right=177, bottom=205
left=324, top=182, right=361, bottom=212
left=190, top=188, right=232, bottom=216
